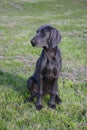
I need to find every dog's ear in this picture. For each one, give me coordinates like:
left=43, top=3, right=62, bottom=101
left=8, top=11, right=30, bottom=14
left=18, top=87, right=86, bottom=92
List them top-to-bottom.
left=49, top=27, right=61, bottom=50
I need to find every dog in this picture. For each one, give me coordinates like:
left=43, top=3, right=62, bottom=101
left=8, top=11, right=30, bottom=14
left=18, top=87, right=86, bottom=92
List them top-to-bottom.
left=26, top=25, right=62, bottom=110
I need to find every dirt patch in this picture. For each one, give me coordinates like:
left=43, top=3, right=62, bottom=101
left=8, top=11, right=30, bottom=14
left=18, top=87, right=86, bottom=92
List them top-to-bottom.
left=61, top=66, right=87, bottom=84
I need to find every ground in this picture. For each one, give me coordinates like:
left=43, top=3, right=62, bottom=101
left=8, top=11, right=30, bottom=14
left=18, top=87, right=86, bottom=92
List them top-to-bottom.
left=0, top=0, right=87, bottom=130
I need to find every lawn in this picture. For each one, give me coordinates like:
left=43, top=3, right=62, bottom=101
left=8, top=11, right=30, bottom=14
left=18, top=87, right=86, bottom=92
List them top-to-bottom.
left=0, top=0, right=87, bottom=129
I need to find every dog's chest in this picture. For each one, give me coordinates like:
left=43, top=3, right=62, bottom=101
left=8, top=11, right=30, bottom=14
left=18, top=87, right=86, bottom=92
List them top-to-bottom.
left=41, top=57, right=59, bottom=80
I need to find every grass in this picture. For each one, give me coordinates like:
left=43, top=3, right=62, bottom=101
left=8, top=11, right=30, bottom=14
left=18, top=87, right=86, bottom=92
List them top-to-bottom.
left=0, top=0, right=87, bottom=129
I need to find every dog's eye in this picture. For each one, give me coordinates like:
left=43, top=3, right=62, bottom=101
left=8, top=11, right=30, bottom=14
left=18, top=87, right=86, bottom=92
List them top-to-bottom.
left=41, top=30, right=45, bottom=36
left=41, top=30, right=44, bottom=33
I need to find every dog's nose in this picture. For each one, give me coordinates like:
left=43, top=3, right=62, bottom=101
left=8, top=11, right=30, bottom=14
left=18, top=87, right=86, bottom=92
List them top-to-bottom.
left=30, top=39, right=35, bottom=47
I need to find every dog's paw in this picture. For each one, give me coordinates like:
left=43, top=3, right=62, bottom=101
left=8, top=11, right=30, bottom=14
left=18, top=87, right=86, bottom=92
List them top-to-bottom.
left=55, top=95, right=62, bottom=105
left=56, top=98, right=62, bottom=105
left=48, top=102, right=56, bottom=109
left=36, top=104, right=43, bottom=110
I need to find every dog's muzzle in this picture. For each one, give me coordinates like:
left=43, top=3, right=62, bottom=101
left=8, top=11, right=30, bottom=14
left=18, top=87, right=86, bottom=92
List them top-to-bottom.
left=30, top=39, right=36, bottom=47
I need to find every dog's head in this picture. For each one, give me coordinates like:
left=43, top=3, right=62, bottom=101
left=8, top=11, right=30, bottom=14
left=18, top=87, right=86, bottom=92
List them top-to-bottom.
left=30, top=25, right=61, bottom=50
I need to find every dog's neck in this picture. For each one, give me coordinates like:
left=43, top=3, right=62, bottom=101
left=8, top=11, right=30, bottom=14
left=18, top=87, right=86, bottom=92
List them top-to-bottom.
left=44, top=47, right=57, bottom=60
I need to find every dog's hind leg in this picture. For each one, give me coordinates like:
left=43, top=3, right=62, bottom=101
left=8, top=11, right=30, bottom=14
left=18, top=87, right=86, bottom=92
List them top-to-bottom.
left=24, top=76, right=37, bottom=103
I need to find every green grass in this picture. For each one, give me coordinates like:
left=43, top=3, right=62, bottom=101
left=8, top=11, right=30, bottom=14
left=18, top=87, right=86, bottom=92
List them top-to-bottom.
left=0, top=0, right=87, bottom=129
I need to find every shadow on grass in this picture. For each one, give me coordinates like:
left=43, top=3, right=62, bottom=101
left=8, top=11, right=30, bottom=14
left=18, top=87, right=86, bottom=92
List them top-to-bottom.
left=0, top=70, right=28, bottom=96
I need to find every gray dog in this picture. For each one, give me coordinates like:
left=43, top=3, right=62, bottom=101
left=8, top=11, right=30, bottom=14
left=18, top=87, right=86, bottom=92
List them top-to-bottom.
left=26, top=25, right=62, bottom=110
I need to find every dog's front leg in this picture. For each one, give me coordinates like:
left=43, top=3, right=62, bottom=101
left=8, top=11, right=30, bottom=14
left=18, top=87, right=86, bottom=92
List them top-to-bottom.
left=36, top=76, right=43, bottom=110
left=48, top=79, right=58, bottom=109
